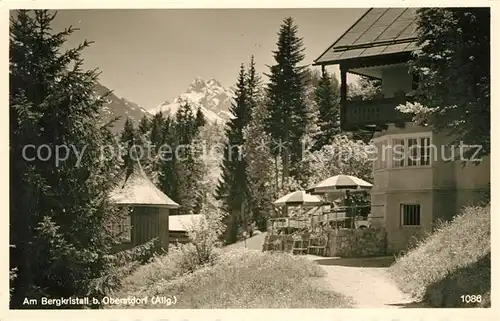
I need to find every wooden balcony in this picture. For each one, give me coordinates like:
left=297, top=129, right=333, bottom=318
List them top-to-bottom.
left=341, top=96, right=414, bottom=131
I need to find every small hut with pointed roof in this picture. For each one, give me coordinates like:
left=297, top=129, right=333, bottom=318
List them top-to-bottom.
left=110, top=162, right=180, bottom=251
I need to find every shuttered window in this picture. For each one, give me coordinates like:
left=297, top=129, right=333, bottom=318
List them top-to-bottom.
left=401, top=204, right=421, bottom=226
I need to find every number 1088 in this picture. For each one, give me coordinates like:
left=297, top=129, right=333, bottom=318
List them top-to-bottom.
left=460, top=295, right=482, bottom=303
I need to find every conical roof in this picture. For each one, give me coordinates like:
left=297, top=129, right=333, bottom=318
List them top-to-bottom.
left=110, top=162, right=180, bottom=209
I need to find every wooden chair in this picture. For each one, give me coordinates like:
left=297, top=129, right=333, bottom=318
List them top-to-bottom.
left=263, top=234, right=278, bottom=252
left=292, top=234, right=309, bottom=255
left=283, top=235, right=294, bottom=253
left=308, top=235, right=328, bottom=257
left=272, top=238, right=283, bottom=252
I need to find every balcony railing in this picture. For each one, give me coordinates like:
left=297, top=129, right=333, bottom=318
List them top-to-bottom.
left=341, top=96, right=413, bottom=130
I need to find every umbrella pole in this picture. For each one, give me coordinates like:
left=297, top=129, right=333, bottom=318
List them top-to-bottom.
left=345, top=190, right=353, bottom=229
left=329, top=194, right=337, bottom=230
left=241, top=201, right=247, bottom=248
left=287, top=206, right=290, bottom=231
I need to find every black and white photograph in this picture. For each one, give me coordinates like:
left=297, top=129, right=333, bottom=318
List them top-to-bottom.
left=7, top=2, right=493, bottom=316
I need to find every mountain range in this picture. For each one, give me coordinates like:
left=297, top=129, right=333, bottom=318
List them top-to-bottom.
left=98, top=77, right=236, bottom=133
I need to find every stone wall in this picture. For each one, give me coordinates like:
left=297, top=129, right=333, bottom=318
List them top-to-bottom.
left=328, top=228, right=387, bottom=257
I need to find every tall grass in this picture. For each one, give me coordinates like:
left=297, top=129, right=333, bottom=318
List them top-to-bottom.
left=111, top=192, right=351, bottom=309
left=389, top=205, right=490, bottom=307
left=113, top=249, right=352, bottom=308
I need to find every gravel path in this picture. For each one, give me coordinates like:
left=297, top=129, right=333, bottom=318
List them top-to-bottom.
left=223, top=233, right=424, bottom=308
left=307, top=256, right=424, bottom=308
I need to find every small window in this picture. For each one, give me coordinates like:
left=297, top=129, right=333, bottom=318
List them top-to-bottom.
left=420, top=137, right=431, bottom=166
left=392, top=138, right=405, bottom=167
left=407, top=138, right=419, bottom=167
left=375, top=140, right=389, bottom=170
left=374, top=141, right=384, bottom=170
left=401, top=204, right=421, bottom=226
left=113, top=215, right=132, bottom=243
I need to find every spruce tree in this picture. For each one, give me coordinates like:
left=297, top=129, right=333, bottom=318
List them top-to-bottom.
left=405, top=8, right=490, bottom=157
left=9, top=10, right=123, bottom=307
left=264, top=17, right=310, bottom=187
left=246, top=55, right=261, bottom=113
left=242, top=56, right=274, bottom=231
left=216, top=64, right=252, bottom=244
left=311, top=71, right=340, bottom=151
left=175, top=100, right=198, bottom=144
left=173, top=101, right=204, bottom=214
left=244, top=105, right=276, bottom=231
left=195, top=107, right=206, bottom=128
left=148, top=111, right=167, bottom=174
left=149, top=111, right=166, bottom=153
left=138, top=114, right=151, bottom=136
left=133, top=115, right=154, bottom=176
left=158, top=116, right=180, bottom=208
left=120, top=117, right=139, bottom=179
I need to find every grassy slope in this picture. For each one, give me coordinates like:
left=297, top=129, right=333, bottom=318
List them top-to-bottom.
left=389, top=205, right=490, bottom=307
left=113, top=248, right=352, bottom=309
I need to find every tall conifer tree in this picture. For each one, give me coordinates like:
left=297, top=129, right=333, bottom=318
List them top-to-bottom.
left=9, top=10, right=123, bottom=307
left=264, top=17, right=310, bottom=187
left=244, top=57, right=277, bottom=231
left=216, top=64, right=252, bottom=244
left=311, top=71, right=340, bottom=151
left=174, top=101, right=204, bottom=214
left=195, top=107, right=206, bottom=128
left=138, top=114, right=151, bottom=136
left=158, top=116, right=179, bottom=205
left=120, top=117, right=139, bottom=178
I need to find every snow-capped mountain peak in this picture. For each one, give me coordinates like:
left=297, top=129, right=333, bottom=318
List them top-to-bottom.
left=150, top=77, right=236, bottom=123
left=187, top=77, right=207, bottom=92
left=206, top=78, right=222, bottom=88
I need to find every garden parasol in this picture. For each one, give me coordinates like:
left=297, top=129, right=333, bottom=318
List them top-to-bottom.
left=306, top=174, right=372, bottom=195
left=306, top=175, right=373, bottom=228
left=271, top=190, right=324, bottom=232
left=273, top=190, right=324, bottom=207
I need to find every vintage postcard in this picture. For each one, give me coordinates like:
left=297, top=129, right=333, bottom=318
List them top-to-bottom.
left=2, top=1, right=497, bottom=321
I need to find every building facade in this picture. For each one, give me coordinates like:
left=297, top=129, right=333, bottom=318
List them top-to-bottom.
left=314, top=8, right=490, bottom=253
left=110, top=164, right=180, bottom=252
left=168, top=214, right=203, bottom=244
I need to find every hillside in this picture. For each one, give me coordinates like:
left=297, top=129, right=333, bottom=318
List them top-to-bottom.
left=149, top=77, right=235, bottom=123
left=94, top=82, right=150, bottom=134
left=389, top=205, right=490, bottom=307
left=112, top=248, right=351, bottom=308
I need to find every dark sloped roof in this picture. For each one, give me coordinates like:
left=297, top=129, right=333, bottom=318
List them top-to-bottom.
left=314, top=8, right=419, bottom=65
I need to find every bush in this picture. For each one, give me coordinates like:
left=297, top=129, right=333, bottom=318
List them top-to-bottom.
left=184, top=194, right=224, bottom=265
left=389, top=205, right=490, bottom=307
left=114, top=243, right=222, bottom=298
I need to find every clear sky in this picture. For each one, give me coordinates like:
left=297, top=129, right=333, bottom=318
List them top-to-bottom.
left=49, top=8, right=367, bottom=110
